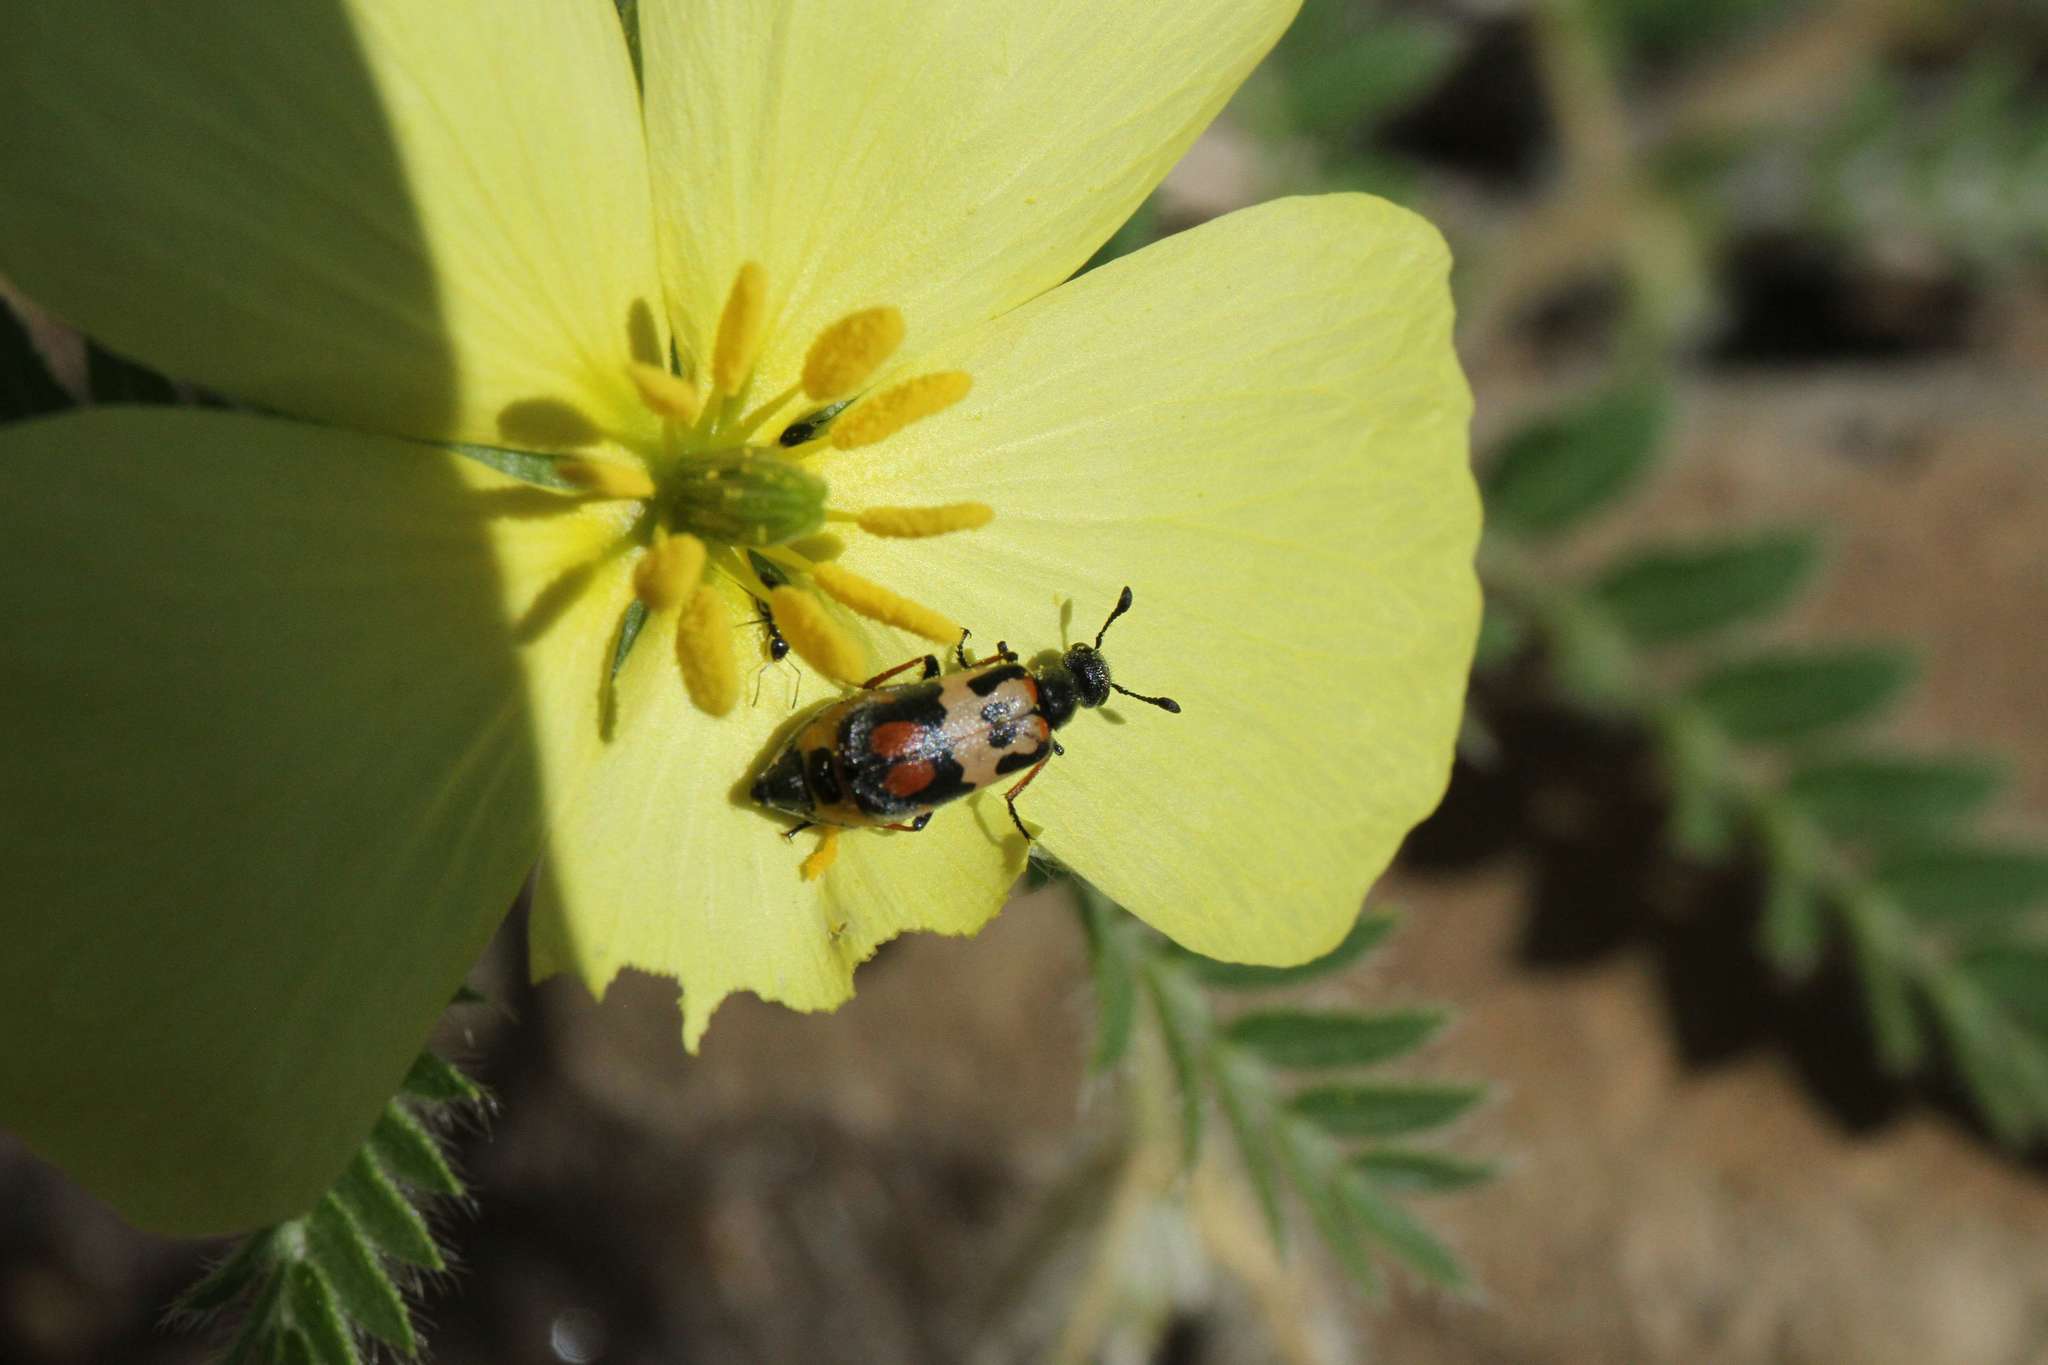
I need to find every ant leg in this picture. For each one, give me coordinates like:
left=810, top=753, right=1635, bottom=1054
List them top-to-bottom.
left=859, top=653, right=941, bottom=689
left=1001, top=752, right=1054, bottom=841
left=883, top=812, right=933, bottom=833
left=780, top=820, right=816, bottom=840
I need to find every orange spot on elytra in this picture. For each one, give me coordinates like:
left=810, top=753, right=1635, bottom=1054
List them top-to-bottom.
left=873, top=721, right=922, bottom=759
left=884, top=761, right=934, bottom=798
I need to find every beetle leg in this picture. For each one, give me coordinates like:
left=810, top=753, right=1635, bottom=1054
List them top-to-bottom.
left=954, top=628, right=973, bottom=670
left=859, top=653, right=941, bottom=689
left=1001, top=751, right=1055, bottom=840
left=883, top=812, right=933, bottom=833
left=780, top=820, right=816, bottom=841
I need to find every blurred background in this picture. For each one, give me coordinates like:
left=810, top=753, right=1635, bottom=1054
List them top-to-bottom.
left=4, top=0, right=2046, bottom=1361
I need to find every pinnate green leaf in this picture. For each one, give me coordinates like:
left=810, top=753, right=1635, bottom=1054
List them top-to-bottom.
left=1483, top=382, right=1669, bottom=539
left=1590, top=530, right=1822, bottom=646
left=1686, top=647, right=1916, bottom=743
left=1785, top=754, right=2004, bottom=839
left=1873, top=843, right=2048, bottom=926
left=1077, top=886, right=1139, bottom=1073
left=1839, top=894, right=1925, bottom=1072
left=1179, top=910, right=1398, bottom=989
left=1962, top=944, right=2048, bottom=1035
left=1144, top=962, right=1210, bottom=1163
left=1225, top=1008, right=1447, bottom=1070
left=1210, top=1049, right=1288, bottom=1248
left=401, top=1051, right=482, bottom=1106
left=1288, top=1082, right=1485, bottom=1139
left=369, top=1104, right=462, bottom=1198
left=1351, top=1147, right=1498, bottom=1194
left=334, top=1151, right=442, bottom=1271
left=1336, top=1176, right=1468, bottom=1289
left=305, top=1197, right=413, bottom=1354
left=175, top=1226, right=280, bottom=1317
left=284, top=1263, right=359, bottom=1365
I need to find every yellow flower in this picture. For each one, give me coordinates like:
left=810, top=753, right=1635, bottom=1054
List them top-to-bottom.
left=0, top=0, right=1477, bottom=1234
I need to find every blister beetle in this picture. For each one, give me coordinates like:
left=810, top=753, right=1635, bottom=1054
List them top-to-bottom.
left=750, top=587, right=1180, bottom=839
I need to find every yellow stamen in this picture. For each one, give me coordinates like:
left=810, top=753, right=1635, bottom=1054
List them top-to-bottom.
left=713, top=261, right=768, bottom=396
left=802, top=306, right=905, bottom=401
left=627, top=362, right=703, bottom=423
left=829, top=372, right=972, bottom=449
left=556, top=458, right=655, bottom=501
left=852, top=502, right=995, bottom=538
left=631, top=532, right=707, bottom=612
left=810, top=563, right=960, bottom=644
left=674, top=585, right=740, bottom=716
left=769, top=586, right=868, bottom=684
left=800, top=827, right=841, bottom=881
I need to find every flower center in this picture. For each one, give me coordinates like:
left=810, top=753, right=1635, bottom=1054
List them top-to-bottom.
left=558, top=262, right=990, bottom=720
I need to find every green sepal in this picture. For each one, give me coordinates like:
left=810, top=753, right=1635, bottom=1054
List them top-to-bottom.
left=86, top=339, right=179, bottom=405
left=1482, top=381, right=1669, bottom=540
left=1589, top=529, right=1823, bottom=647
left=1685, top=647, right=1917, bottom=744
left=1784, top=754, right=2005, bottom=841
left=1871, top=843, right=2048, bottom=927
left=1174, top=910, right=1398, bottom=989
left=1224, top=1007, right=1448, bottom=1070
left=402, top=1052, right=484, bottom=1106
left=1287, top=1082, right=1485, bottom=1139
left=369, top=1103, right=463, bottom=1198
left=1350, top=1147, right=1498, bottom=1194
left=334, top=1150, right=444, bottom=1271
left=1335, top=1175, right=1468, bottom=1290
left=305, top=1196, right=414, bottom=1354
left=284, top=1263, right=360, bottom=1365
left=219, top=1271, right=287, bottom=1365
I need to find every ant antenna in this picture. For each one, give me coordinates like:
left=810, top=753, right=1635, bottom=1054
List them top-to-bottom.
left=1094, top=586, right=1136, bottom=649
left=1111, top=683, right=1181, bottom=714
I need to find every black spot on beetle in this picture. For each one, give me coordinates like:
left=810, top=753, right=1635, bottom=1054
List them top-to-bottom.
left=967, top=664, right=1027, bottom=698
left=988, top=721, right=1019, bottom=749
left=996, top=745, right=1047, bottom=776
left=807, top=748, right=843, bottom=806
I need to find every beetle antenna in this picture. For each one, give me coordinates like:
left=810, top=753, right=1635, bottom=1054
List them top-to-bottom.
left=1094, top=586, right=1135, bottom=649
left=1111, top=683, right=1181, bottom=714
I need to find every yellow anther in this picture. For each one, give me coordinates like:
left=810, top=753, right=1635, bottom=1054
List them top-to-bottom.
left=713, top=261, right=768, bottom=396
left=802, top=306, right=905, bottom=401
left=627, top=362, right=703, bottom=423
left=829, top=371, right=972, bottom=449
left=556, top=457, right=655, bottom=501
left=853, top=502, right=995, bottom=538
left=631, top=532, right=707, bottom=613
left=810, top=563, right=960, bottom=644
left=674, top=585, right=740, bottom=716
left=769, top=585, right=868, bottom=684
left=801, top=827, right=841, bottom=881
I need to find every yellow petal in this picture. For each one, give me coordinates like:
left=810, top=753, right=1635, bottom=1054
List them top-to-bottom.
left=639, top=0, right=1298, bottom=390
left=0, top=2, right=664, bottom=450
left=820, top=195, right=1479, bottom=966
left=0, top=407, right=619, bottom=1234
left=529, top=591, right=1025, bottom=1049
